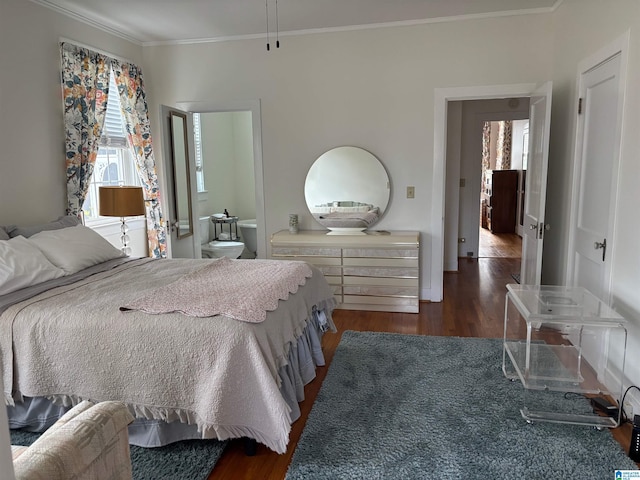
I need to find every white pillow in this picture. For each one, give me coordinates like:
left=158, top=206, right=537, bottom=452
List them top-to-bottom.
left=28, top=225, right=126, bottom=275
left=0, top=236, right=66, bottom=295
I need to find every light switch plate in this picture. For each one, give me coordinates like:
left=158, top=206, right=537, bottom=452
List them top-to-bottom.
left=406, top=186, right=415, bottom=199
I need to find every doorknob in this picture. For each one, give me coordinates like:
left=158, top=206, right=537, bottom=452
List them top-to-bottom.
left=529, top=222, right=545, bottom=239
left=594, top=238, right=606, bottom=262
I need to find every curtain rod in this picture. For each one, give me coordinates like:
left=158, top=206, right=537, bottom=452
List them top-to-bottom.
left=58, top=36, right=135, bottom=64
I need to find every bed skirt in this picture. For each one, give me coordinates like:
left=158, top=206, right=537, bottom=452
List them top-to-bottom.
left=7, top=305, right=333, bottom=448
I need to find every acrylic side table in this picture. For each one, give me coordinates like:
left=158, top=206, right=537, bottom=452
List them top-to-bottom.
left=502, top=284, right=627, bottom=428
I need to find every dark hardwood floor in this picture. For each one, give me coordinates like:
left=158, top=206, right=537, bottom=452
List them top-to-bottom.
left=478, top=226, right=522, bottom=258
left=208, top=257, right=637, bottom=479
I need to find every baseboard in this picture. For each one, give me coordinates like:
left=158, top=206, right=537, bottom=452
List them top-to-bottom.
left=421, top=287, right=442, bottom=303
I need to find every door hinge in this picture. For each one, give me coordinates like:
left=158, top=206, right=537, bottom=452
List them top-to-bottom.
left=578, top=97, right=583, bottom=115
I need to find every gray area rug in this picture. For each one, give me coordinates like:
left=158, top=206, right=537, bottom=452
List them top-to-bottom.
left=286, top=331, right=638, bottom=479
left=10, top=430, right=227, bottom=480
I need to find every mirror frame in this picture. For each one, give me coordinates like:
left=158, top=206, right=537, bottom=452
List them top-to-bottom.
left=169, top=111, right=193, bottom=239
left=304, top=146, right=390, bottom=233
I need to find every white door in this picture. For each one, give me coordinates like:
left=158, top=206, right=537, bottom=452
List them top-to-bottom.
left=568, top=53, right=624, bottom=302
left=520, top=82, right=553, bottom=285
left=160, top=105, right=199, bottom=258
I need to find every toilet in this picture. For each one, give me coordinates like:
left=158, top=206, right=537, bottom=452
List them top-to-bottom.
left=199, top=216, right=245, bottom=259
left=237, top=219, right=258, bottom=258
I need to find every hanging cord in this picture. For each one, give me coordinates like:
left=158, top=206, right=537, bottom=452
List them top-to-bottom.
left=265, top=0, right=270, bottom=51
left=275, top=0, right=280, bottom=48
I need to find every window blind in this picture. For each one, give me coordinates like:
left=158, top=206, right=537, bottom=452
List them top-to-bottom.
left=100, top=70, right=127, bottom=148
left=193, top=113, right=205, bottom=192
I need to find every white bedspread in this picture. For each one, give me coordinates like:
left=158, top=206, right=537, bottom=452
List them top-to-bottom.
left=121, top=257, right=313, bottom=322
left=1, top=258, right=335, bottom=453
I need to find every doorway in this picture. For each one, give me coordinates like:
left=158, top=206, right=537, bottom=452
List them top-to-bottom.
left=433, top=83, right=552, bottom=301
left=444, top=98, right=529, bottom=270
left=176, top=99, right=266, bottom=259
left=196, top=111, right=256, bottom=258
left=478, top=118, right=528, bottom=268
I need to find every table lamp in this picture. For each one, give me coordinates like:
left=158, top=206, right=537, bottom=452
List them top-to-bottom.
left=99, top=186, right=145, bottom=255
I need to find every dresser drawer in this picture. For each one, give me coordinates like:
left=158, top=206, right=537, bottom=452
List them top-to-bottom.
left=272, top=246, right=341, bottom=257
left=343, top=248, right=418, bottom=259
left=272, top=254, right=341, bottom=266
left=342, top=257, right=418, bottom=268
left=315, top=265, right=342, bottom=276
left=343, top=266, right=419, bottom=279
left=323, top=275, right=342, bottom=286
left=343, top=275, right=418, bottom=287
left=343, top=285, right=419, bottom=297
left=339, top=295, right=420, bottom=313
left=342, top=295, right=419, bottom=308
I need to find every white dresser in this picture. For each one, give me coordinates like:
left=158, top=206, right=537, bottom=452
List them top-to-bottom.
left=271, top=230, right=420, bottom=313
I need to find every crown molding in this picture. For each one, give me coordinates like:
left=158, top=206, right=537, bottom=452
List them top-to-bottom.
left=29, top=0, right=142, bottom=45
left=29, top=0, right=561, bottom=48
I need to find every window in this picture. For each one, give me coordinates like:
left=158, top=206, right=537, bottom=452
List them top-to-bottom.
left=82, top=69, right=141, bottom=223
left=193, top=112, right=206, bottom=192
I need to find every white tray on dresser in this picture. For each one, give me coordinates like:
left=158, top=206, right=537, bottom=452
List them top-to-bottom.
left=270, top=230, right=420, bottom=313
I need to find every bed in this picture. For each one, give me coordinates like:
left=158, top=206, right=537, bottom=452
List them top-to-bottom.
left=0, top=217, right=336, bottom=454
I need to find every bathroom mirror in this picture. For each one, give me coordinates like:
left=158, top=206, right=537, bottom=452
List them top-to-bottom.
left=169, top=111, right=193, bottom=239
left=304, top=146, right=390, bottom=233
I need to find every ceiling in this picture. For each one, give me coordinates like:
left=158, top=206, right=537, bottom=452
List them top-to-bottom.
left=34, top=0, right=561, bottom=45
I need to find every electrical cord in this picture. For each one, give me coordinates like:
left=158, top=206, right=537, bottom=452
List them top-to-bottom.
left=620, top=385, right=640, bottom=425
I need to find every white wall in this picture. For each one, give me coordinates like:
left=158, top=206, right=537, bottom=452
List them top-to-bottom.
left=143, top=14, right=554, bottom=298
left=198, top=112, right=256, bottom=222
left=232, top=112, right=257, bottom=221
left=199, top=113, right=236, bottom=217
left=510, top=119, right=529, bottom=171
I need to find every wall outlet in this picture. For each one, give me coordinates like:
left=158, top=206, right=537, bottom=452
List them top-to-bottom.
left=406, top=186, right=415, bottom=199
left=624, top=400, right=634, bottom=418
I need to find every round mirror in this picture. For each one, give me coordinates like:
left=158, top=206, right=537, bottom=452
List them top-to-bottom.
left=304, top=146, right=390, bottom=233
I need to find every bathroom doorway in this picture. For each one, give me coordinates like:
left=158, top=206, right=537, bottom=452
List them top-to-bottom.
left=177, top=99, right=266, bottom=259
left=197, top=111, right=256, bottom=258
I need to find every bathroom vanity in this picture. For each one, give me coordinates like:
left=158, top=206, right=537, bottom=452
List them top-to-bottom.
left=271, top=230, right=420, bottom=313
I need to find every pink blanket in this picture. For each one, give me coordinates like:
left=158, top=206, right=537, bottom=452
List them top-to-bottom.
left=121, top=257, right=312, bottom=322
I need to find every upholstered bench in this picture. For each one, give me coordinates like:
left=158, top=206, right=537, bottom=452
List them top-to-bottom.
left=12, top=400, right=134, bottom=480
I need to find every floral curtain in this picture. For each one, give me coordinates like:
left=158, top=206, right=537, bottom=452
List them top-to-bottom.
left=60, top=42, right=110, bottom=217
left=60, top=42, right=167, bottom=258
left=111, top=61, right=167, bottom=258
left=496, top=120, right=513, bottom=170
left=482, top=121, right=491, bottom=174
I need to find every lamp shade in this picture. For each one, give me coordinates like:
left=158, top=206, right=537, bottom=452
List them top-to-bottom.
left=99, top=186, right=145, bottom=217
